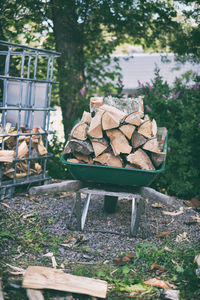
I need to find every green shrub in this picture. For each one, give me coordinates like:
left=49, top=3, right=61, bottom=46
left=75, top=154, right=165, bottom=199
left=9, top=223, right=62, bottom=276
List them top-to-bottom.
left=138, top=69, right=200, bottom=199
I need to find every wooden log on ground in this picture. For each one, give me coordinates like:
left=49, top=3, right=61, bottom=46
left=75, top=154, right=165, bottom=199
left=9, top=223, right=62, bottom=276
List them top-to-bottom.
left=87, top=110, right=104, bottom=138
left=70, top=122, right=87, bottom=140
left=119, top=124, right=136, bottom=140
left=106, top=129, right=132, bottom=156
left=131, top=131, right=147, bottom=148
left=64, top=139, right=94, bottom=156
left=127, top=149, right=155, bottom=171
left=0, top=150, right=15, bottom=163
left=93, top=152, right=123, bottom=168
left=29, top=180, right=84, bottom=195
left=139, top=186, right=176, bottom=206
left=22, top=266, right=108, bottom=299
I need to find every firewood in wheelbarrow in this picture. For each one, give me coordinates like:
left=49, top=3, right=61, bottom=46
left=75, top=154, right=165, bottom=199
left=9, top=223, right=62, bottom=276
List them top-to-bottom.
left=90, top=96, right=103, bottom=111
left=101, top=105, right=126, bottom=130
left=87, top=109, right=104, bottom=138
left=81, top=111, right=92, bottom=125
left=101, top=111, right=121, bottom=130
left=124, top=112, right=141, bottom=126
left=138, top=119, right=152, bottom=139
left=152, top=119, right=157, bottom=137
left=70, top=122, right=87, bottom=140
left=119, top=124, right=136, bottom=140
left=157, top=127, right=167, bottom=151
left=106, top=129, right=132, bottom=156
left=131, top=131, right=147, bottom=148
left=142, top=137, right=160, bottom=153
left=90, top=138, right=109, bottom=157
left=64, top=139, right=94, bottom=156
left=127, top=148, right=155, bottom=171
left=0, top=150, right=15, bottom=162
left=73, top=152, right=93, bottom=164
left=93, top=152, right=123, bottom=168
left=151, top=152, right=167, bottom=167
left=67, top=158, right=83, bottom=164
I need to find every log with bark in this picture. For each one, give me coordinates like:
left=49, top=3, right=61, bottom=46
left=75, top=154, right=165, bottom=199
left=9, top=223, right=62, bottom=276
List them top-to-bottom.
left=64, top=98, right=167, bottom=171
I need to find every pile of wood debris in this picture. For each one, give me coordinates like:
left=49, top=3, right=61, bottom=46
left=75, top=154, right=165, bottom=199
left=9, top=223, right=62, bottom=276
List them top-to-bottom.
left=64, top=97, right=167, bottom=171
left=0, top=124, right=47, bottom=179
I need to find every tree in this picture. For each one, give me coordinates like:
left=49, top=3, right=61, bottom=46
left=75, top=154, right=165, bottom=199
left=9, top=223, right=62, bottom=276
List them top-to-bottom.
left=1, top=0, right=195, bottom=138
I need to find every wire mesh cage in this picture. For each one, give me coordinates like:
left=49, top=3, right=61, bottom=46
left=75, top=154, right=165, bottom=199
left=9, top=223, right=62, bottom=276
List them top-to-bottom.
left=0, top=40, right=60, bottom=199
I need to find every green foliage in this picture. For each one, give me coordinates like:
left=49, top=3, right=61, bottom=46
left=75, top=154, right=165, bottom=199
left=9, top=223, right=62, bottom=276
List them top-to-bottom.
left=138, top=69, right=200, bottom=199
left=47, top=133, right=71, bottom=179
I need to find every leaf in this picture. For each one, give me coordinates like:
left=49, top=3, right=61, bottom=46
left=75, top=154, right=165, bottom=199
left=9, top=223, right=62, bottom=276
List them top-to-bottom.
left=1, top=202, right=11, bottom=208
left=151, top=203, right=164, bottom=208
left=162, top=207, right=184, bottom=216
left=156, top=232, right=171, bottom=238
left=113, top=253, right=136, bottom=265
left=150, top=263, right=167, bottom=274
left=122, top=265, right=130, bottom=275
left=144, top=278, right=176, bottom=290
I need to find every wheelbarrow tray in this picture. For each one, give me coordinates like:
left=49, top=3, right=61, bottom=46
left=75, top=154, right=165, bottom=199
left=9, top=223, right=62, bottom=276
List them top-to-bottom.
left=61, top=132, right=168, bottom=187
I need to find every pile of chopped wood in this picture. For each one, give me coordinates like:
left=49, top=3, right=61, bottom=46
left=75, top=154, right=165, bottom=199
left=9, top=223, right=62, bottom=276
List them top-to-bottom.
left=64, top=97, right=167, bottom=171
left=0, top=124, right=47, bottom=179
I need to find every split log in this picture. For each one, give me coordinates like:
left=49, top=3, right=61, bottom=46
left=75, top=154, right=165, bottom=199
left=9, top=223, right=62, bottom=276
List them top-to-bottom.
left=90, top=96, right=103, bottom=111
left=100, top=104, right=126, bottom=120
left=87, top=110, right=104, bottom=138
left=81, top=111, right=92, bottom=125
left=101, top=111, right=121, bottom=130
left=124, top=112, right=141, bottom=126
left=152, top=119, right=157, bottom=137
left=138, top=120, right=152, bottom=139
left=70, top=122, right=87, bottom=140
left=119, top=124, right=136, bottom=140
left=106, top=129, right=132, bottom=156
left=4, top=131, right=17, bottom=149
left=131, top=131, right=147, bottom=148
left=142, top=137, right=160, bottom=153
left=37, top=138, right=47, bottom=156
left=90, top=138, right=108, bottom=157
left=64, top=139, right=93, bottom=156
left=17, top=141, right=29, bottom=158
left=127, top=149, right=155, bottom=171
left=0, top=150, right=15, bottom=163
left=93, top=152, right=123, bottom=168
left=151, top=152, right=167, bottom=167
left=73, top=153, right=93, bottom=164
left=67, top=158, right=82, bottom=163
left=34, top=163, right=42, bottom=174
left=125, top=163, right=140, bottom=169
left=22, top=266, right=108, bottom=299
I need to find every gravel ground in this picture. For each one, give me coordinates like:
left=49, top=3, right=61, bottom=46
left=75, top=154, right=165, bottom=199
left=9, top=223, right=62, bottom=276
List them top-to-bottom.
left=1, top=184, right=200, bottom=266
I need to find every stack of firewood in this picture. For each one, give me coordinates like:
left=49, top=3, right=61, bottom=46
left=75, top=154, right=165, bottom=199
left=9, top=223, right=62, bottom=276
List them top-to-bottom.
left=64, top=97, right=167, bottom=171
left=0, top=125, right=47, bottom=179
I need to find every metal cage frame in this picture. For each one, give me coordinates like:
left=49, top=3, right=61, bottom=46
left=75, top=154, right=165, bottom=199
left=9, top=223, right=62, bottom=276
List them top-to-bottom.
left=0, top=40, right=60, bottom=198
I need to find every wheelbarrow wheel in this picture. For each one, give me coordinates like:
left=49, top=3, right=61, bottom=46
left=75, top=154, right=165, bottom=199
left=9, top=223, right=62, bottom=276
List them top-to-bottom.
left=104, top=195, right=118, bottom=213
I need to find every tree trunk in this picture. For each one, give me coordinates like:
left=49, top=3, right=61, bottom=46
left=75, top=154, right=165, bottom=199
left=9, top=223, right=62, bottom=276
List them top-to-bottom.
left=51, top=0, right=85, bottom=139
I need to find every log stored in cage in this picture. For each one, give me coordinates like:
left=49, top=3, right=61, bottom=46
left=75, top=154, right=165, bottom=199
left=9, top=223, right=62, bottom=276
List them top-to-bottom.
left=0, top=40, right=60, bottom=199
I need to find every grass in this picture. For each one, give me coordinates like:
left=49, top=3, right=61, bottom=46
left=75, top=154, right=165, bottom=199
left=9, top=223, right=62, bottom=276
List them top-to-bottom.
left=0, top=207, right=200, bottom=299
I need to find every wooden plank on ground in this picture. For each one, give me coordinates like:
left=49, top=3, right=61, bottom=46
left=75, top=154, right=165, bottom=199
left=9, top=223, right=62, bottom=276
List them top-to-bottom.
left=22, top=266, right=108, bottom=299
left=26, top=289, right=44, bottom=300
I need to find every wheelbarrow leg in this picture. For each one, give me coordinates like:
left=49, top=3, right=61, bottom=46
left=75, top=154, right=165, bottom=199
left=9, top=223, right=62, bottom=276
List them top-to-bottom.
left=68, top=192, right=91, bottom=231
left=130, top=197, right=144, bottom=237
